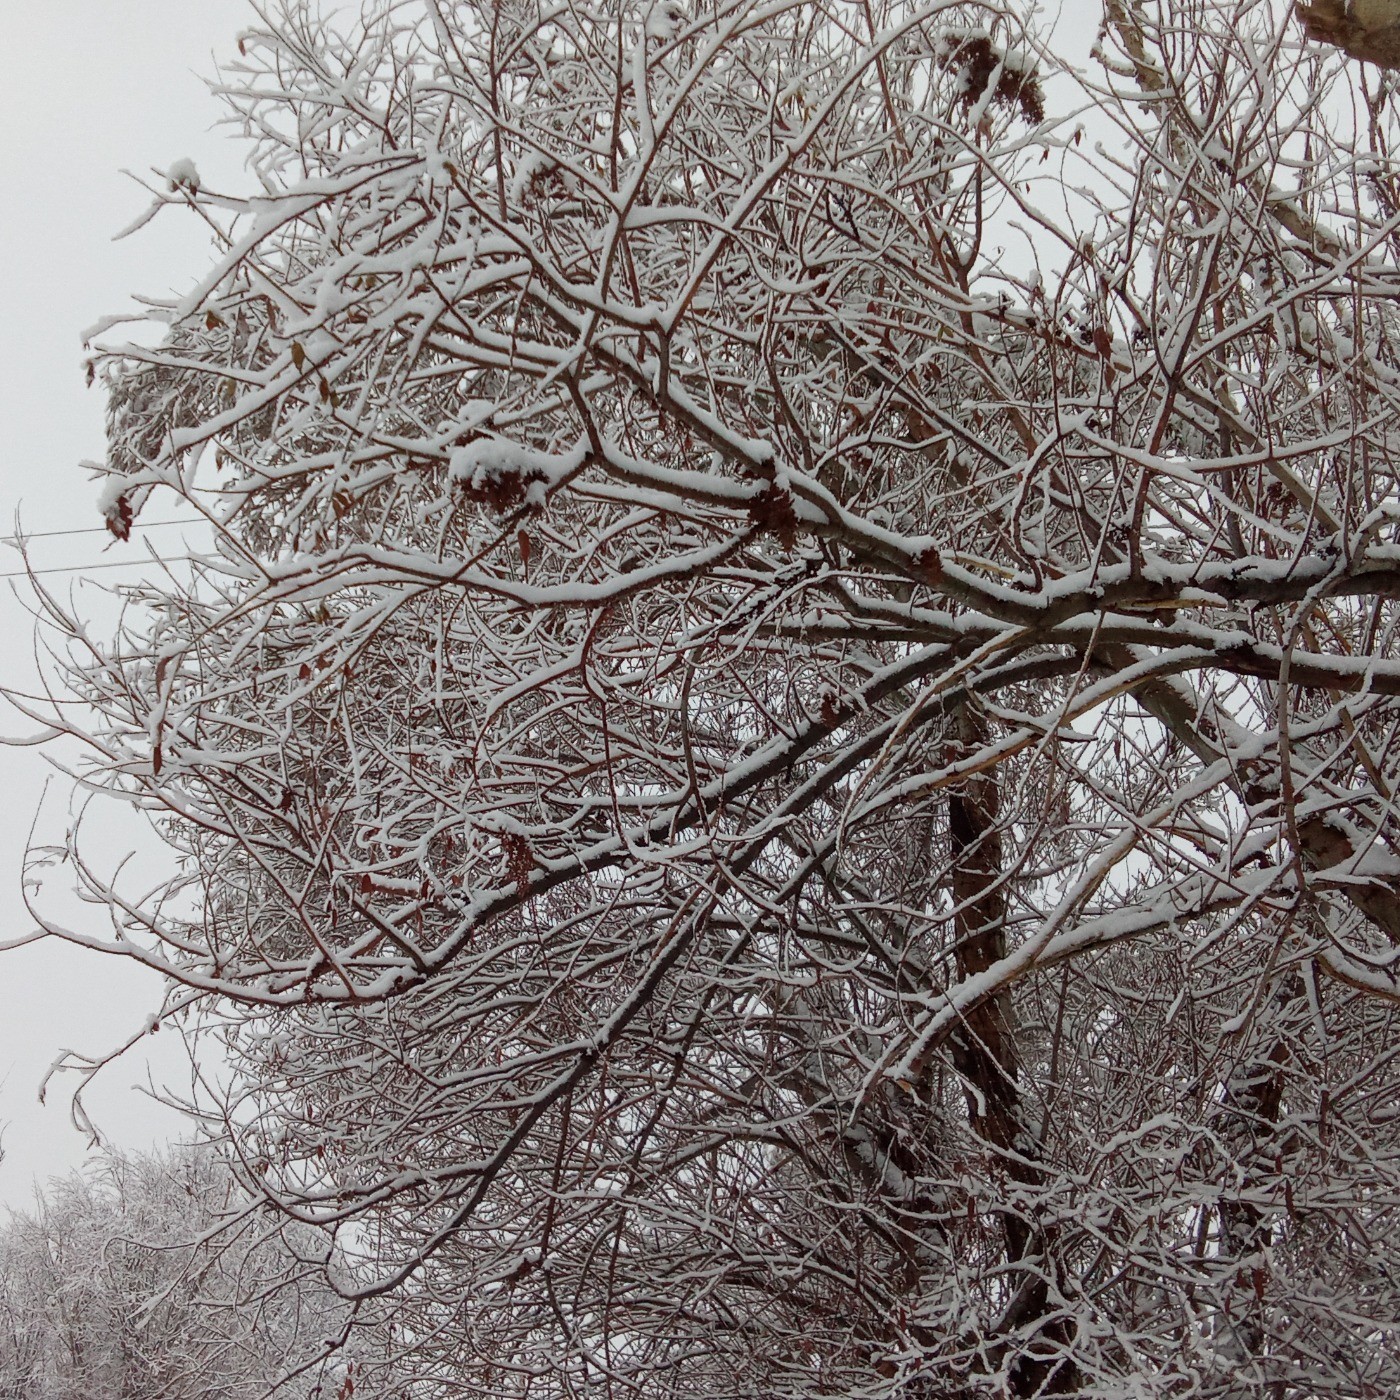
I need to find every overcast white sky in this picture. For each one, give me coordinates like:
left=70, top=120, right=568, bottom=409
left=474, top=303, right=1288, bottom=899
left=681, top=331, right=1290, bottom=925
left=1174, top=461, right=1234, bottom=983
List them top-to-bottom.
left=0, top=0, right=255, bottom=1205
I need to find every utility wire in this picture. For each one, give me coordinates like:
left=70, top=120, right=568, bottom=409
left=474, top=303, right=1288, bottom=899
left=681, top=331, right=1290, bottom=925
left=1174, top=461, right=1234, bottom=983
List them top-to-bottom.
left=0, top=518, right=204, bottom=545
left=0, top=519, right=212, bottom=579
left=0, top=556, right=203, bottom=581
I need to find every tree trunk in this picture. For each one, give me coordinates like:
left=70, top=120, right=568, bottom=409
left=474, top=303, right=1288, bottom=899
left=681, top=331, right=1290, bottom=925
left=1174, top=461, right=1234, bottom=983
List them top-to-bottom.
left=949, top=702, right=1077, bottom=1396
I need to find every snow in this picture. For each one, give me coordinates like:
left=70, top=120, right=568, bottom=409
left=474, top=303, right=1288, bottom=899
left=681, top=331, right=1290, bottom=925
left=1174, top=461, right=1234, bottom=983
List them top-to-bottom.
left=645, top=0, right=687, bottom=40
left=509, top=150, right=552, bottom=206
left=165, top=157, right=200, bottom=193
left=448, top=438, right=588, bottom=506
left=95, top=474, right=136, bottom=539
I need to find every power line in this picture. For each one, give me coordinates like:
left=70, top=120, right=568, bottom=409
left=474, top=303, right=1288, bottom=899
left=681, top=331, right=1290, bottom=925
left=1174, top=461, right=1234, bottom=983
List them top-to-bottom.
left=0, top=518, right=205, bottom=545
left=0, top=519, right=211, bottom=579
left=0, top=556, right=202, bottom=581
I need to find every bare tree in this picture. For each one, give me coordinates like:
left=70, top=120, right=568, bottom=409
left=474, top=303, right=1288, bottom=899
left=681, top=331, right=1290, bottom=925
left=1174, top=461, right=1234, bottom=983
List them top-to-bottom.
left=15, top=0, right=1400, bottom=1392
left=0, top=1149, right=367, bottom=1398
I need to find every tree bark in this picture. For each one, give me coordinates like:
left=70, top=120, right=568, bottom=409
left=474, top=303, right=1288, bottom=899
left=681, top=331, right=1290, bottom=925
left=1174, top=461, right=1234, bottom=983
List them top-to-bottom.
left=948, top=702, right=1077, bottom=1396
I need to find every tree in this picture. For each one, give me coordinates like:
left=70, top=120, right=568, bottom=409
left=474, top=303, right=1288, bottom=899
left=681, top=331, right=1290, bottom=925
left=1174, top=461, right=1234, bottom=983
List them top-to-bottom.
left=18, top=0, right=1400, bottom=1391
left=0, top=1148, right=367, bottom=1398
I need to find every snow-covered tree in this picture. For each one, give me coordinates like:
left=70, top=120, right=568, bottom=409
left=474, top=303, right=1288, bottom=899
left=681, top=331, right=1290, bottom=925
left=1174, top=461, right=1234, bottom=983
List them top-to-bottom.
left=18, top=0, right=1400, bottom=1392
left=0, top=1149, right=366, bottom=1398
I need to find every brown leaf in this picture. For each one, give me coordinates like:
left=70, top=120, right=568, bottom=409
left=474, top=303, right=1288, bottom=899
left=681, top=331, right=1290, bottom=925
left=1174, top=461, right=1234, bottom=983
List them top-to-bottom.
left=747, top=482, right=799, bottom=549
left=105, top=491, right=134, bottom=542
left=915, top=545, right=944, bottom=586
left=502, top=832, right=534, bottom=889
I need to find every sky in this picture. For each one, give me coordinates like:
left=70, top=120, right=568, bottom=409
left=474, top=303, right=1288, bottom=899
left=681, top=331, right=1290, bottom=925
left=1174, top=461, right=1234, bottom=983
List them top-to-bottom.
left=0, top=0, right=254, bottom=1205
